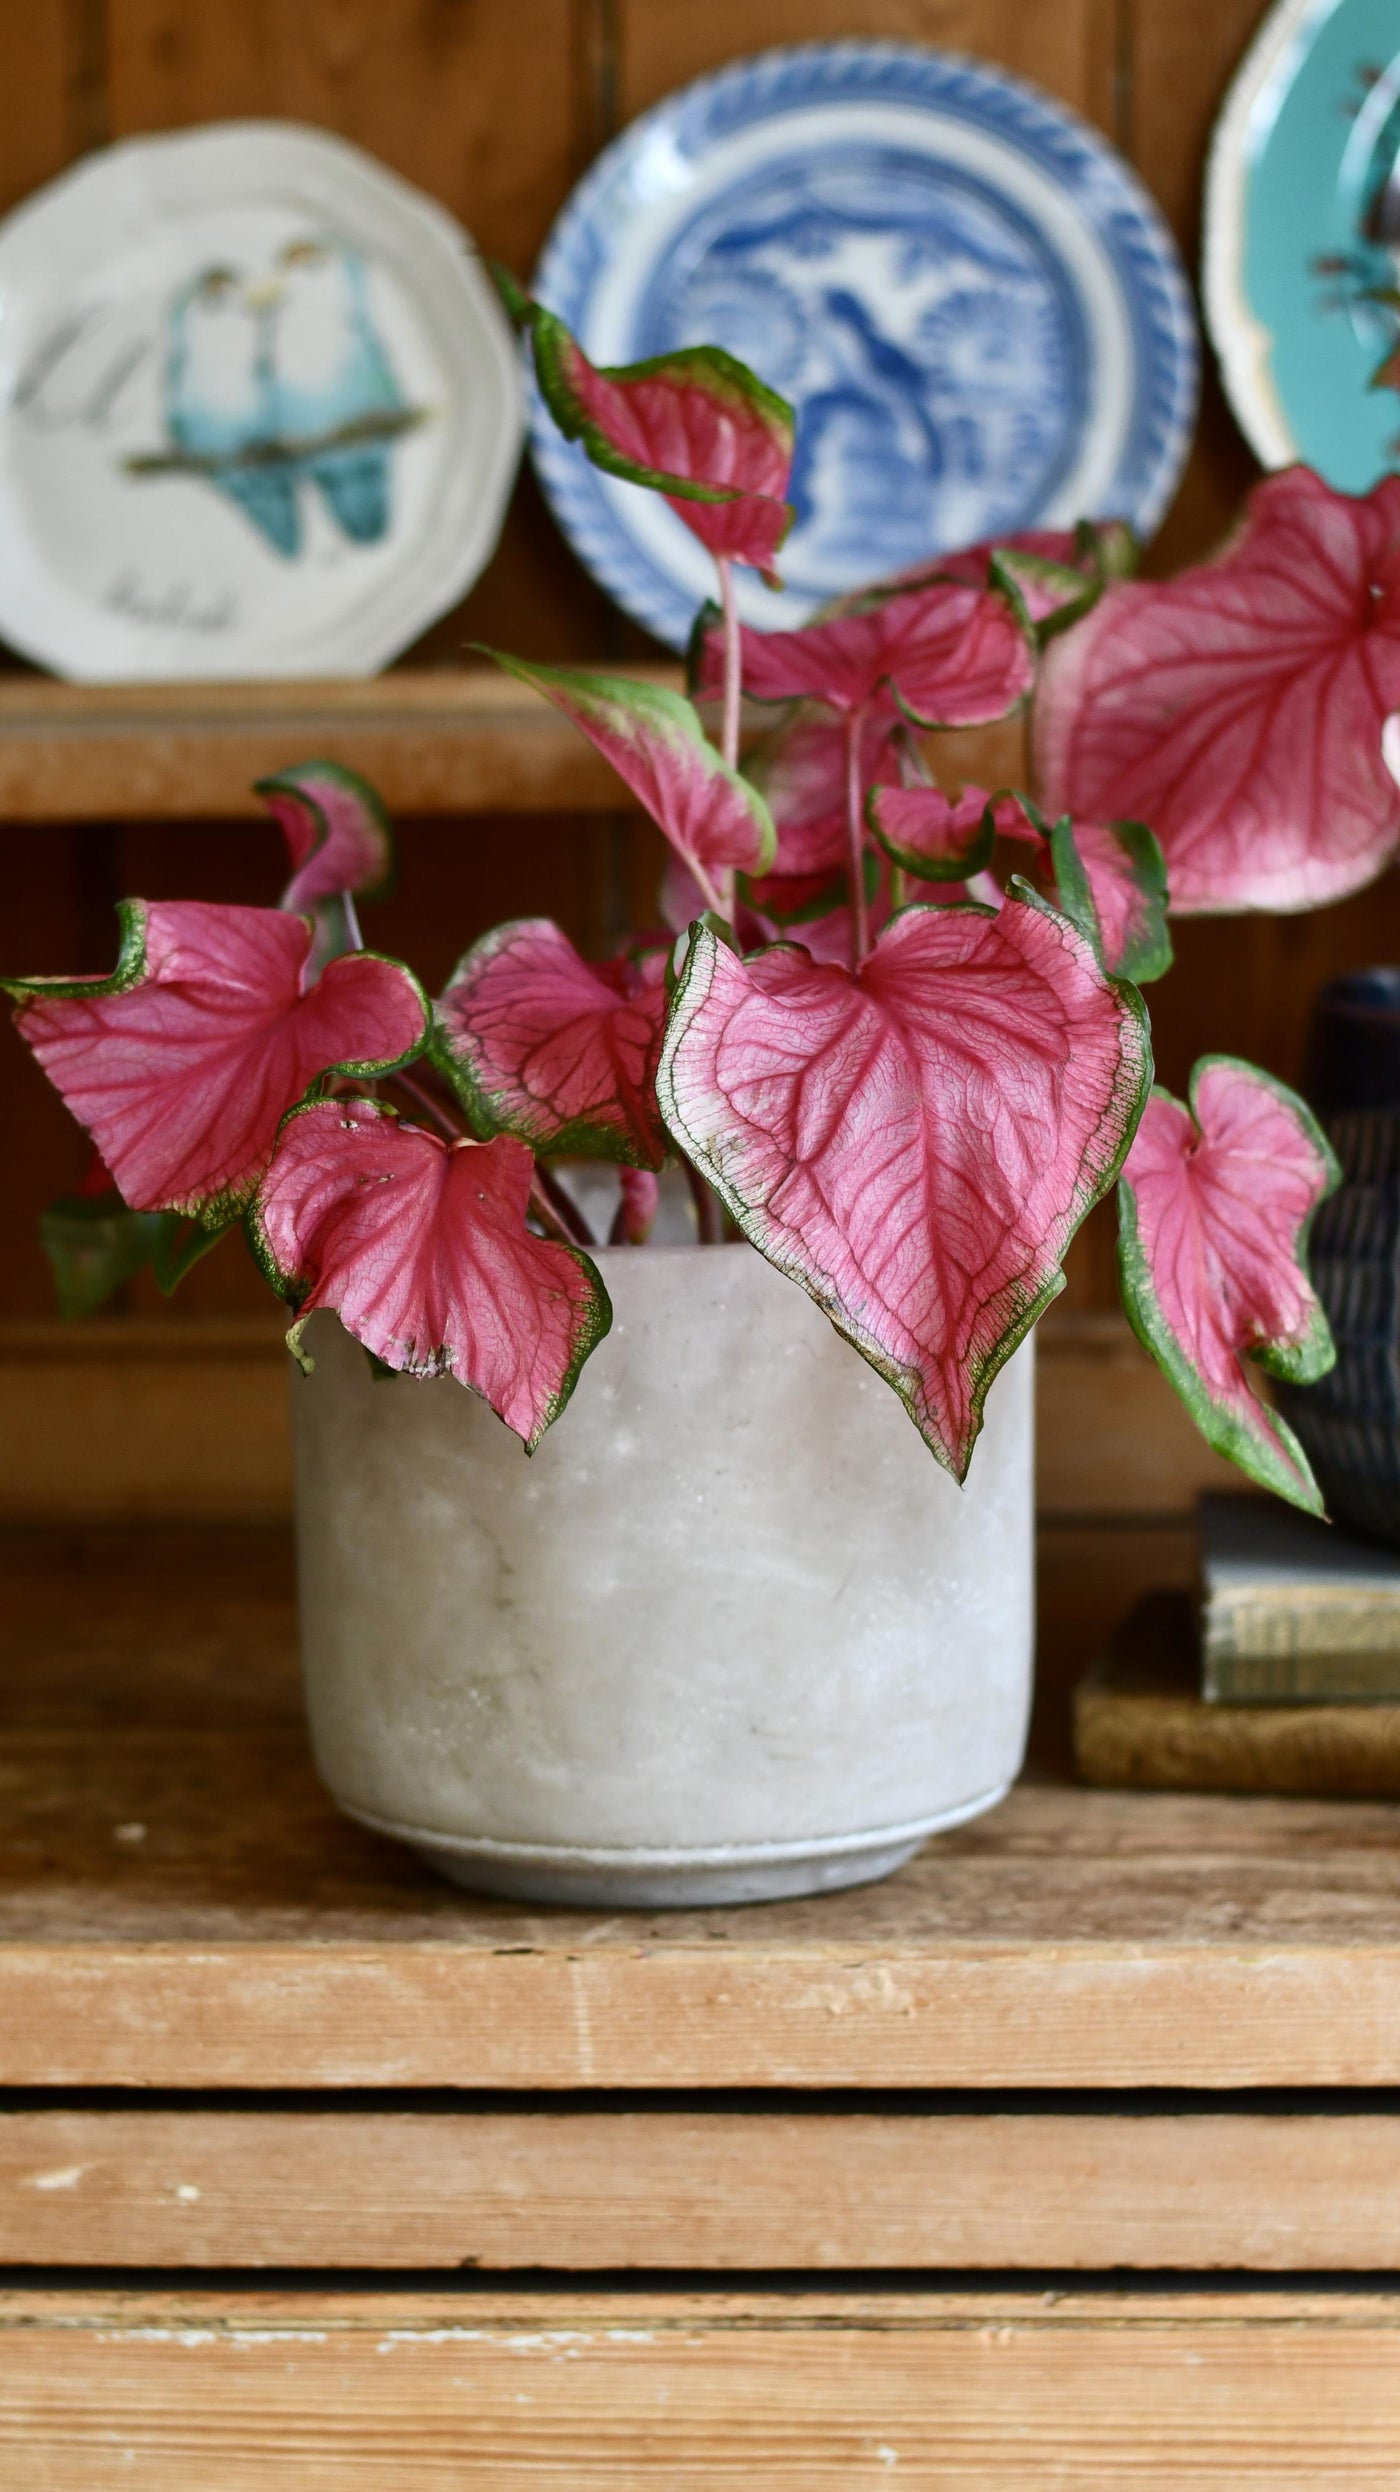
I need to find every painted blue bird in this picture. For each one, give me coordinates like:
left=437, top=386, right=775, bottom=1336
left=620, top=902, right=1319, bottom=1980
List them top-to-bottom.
left=267, top=237, right=405, bottom=544
left=164, top=265, right=300, bottom=558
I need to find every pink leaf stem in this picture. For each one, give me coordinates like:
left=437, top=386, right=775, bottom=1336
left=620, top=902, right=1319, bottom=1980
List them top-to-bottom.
left=844, top=708, right=872, bottom=969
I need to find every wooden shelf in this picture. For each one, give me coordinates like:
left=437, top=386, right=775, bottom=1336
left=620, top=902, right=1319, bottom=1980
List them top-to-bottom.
left=0, top=667, right=670, bottom=821
left=0, top=671, right=1027, bottom=822
left=3, top=1523, right=1398, bottom=2097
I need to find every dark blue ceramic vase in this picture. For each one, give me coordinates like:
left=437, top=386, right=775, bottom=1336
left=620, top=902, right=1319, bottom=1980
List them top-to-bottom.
left=1281, top=969, right=1400, bottom=1547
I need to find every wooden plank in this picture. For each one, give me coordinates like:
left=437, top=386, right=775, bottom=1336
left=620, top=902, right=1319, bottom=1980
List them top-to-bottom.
left=0, top=672, right=652, bottom=821
left=0, top=678, right=1028, bottom=822
left=0, top=1309, right=1233, bottom=1521
left=8, top=1604, right=1400, bottom=2086
left=7, top=2103, right=1400, bottom=2270
left=4, top=2286, right=1400, bottom=2488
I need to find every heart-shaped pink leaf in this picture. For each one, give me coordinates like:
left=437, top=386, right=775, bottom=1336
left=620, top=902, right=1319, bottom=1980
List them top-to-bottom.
left=526, top=299, right=794, bottom=581
left=1035, top=467, right=1400, bottom=910
left=930, top=519, right=1138, bottom=630
left=693, top=576, right=1034, bottom=727
left=480, top=654, right=776, bottom=906
left=745, top=703, right=902, bottom=882
left=259, top=760, right=395, bottom=914
left=866, top=785, right=1030, bottom=882
left=658, top=891, right=1150, bottom=1478
left=9, top=901, right=428, bottom=1222
left=435, top=918, right=669, bottom=1169
left=1117, top=1058, right=1339, bottom=1510
left=252, top=1098, right=611, bottom=1448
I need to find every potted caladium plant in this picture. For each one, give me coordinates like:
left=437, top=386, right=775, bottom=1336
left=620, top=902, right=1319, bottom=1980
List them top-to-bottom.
left=8, top=291, right=1376, bottom=1904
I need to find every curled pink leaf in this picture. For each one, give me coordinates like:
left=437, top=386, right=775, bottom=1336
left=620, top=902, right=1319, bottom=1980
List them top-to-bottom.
left=525, top=298, right=794, bottom=581
left=1035, top=467, right=1400, bottom=910
left=693, top=574, right=1034, bottom=728
left=479, top=654, right=776, bottom=897
left=258, top=760, right=395, bottom=914
left=866, top=785, right=1028, bottom=882
left=658, top=892, right=1150, bottom=1479
left=10, top=901, right=428, bottom=1222
left=435, top=918, right=669, bottom=1170
left=1117, top=1058, right=1339, bottom=1511
left=252, top=1098, right=611, bottom=1448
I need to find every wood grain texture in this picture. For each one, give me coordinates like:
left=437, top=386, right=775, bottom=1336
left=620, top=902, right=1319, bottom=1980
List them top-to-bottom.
left=618, top=0, right=1120, bottom=130
left=0, top=1310, right=1237, bottom=1521
left=4, top=1528, right=1400, bottom=2090
left=8, top=2103, right=1400, bottom=2269
left=5, top=2287, right=1400, bottom=2488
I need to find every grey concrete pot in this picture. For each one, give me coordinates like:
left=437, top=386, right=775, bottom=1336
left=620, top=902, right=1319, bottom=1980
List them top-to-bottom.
left=291, top=1244, right=1034, bottom=1907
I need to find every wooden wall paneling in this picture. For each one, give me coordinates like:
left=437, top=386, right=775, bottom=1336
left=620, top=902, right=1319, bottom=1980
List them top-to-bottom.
left=618, top=0, right=1121, bottom=130
left=1124, top=0, right=1266, bottom=575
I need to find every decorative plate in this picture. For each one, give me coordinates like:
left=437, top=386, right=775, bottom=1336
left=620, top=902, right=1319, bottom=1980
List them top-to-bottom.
left=1205, top=0, right=1400, bottom=490
left=529, top=42, right=1198, bottom=648
left=0, top=122, right=521, bottom=680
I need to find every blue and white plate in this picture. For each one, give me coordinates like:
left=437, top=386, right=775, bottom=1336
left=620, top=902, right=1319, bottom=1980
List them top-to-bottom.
left=1205, top=0, right=1400, bottom=490
left=530, top=43, right=1199, bottom=647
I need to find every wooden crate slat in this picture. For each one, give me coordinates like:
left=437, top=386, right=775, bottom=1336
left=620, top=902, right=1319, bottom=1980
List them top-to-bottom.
left=5, top=2105, right=1400, bottom=2270
left=4, top=2287, right=1400, bottom=2489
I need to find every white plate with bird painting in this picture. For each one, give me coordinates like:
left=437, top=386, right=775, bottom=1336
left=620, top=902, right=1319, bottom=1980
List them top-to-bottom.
left=0, top=122, right=522, bottom=679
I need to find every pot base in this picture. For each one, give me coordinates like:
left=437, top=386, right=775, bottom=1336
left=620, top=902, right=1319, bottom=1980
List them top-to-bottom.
left=340, top=1786, right=1010, bottom=1908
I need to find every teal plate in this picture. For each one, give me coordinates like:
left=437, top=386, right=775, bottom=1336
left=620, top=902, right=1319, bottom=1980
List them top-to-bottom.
left=1205, top=0, right=1400, bottom=488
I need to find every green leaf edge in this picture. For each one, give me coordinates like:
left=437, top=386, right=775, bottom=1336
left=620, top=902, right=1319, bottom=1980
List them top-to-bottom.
left=864, top=785, right=996, bottom=883
left=1048, top=815, right=1174, bottom=986
left=657, top=890, right=1153, bottom=1484
left=4, top=898, right=149, bottom=1002
left=431, top=919, right=668, bottom=1171
left=1114, top=1055, right=1342, bottom=1515
left=247, top=1095, right=613, bottom=1453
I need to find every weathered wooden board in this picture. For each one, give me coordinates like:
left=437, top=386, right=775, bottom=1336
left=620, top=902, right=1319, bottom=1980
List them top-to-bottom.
left=6, top=2104, right=1400, bottom=2270
left=5, top=2288, right=1400, bottom=2489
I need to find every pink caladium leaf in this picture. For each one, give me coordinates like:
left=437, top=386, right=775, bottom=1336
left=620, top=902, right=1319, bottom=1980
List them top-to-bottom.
left=510, top=282, right=795, bottom=582
left=1035, top=467, right=1400, bottom=911
left=929, top=519, right=1138, bottom=636
left=692, top=574, right=1034, bottom=728
left=480, top=654, right=776, bottom=906
left=743, top=704, right=902, bottom=882
left=259, top=759, right=396, bottom=975
left=259, top=760, right=394, bottom=915
left=865, top=785, right=1029, bottom=883
left=1045, top=815, right=1173, bottom=986
left=657, top=890, right=1150, bottom=1479
left=7, top=901, right=429, bottom=1223
left=434, top=918, right=669, bottom=1170
left=1117, top=1058, right=1339, bottom=1511
left=252, top=1097, right=611, bottom=1449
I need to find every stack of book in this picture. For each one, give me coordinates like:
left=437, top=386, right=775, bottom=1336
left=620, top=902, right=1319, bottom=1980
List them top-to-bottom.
left=1075, top=1495, right=1400, bottom=1794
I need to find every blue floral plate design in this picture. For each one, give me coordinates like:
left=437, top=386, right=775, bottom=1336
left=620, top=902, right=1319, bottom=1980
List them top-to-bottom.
left=1205, top=0, right=1400, bottom=491
left=530, top=43, right=1198, bottom=647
